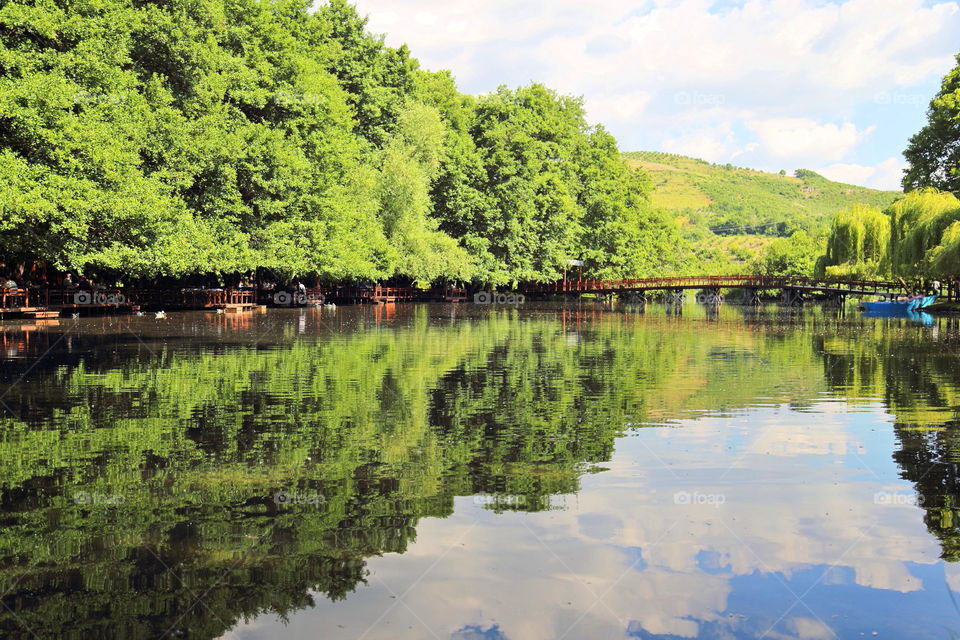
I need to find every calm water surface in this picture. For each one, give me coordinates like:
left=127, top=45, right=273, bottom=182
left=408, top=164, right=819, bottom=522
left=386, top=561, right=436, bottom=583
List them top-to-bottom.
left=1, top=303, right=960, bottom=639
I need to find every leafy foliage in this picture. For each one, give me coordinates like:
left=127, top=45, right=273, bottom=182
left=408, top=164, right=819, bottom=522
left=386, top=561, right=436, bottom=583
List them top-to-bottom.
left=0, top=0, right=682, bottom=284
left=819, top=55, right=960, bottom=280
left=817, top=189, right=960, bottom=278
left=816, top=204, right=890, bottom=277
left=752, top=231, right=821, bottom=277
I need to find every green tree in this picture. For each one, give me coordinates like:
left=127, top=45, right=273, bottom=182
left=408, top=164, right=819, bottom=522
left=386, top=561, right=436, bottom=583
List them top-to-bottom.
left=0, top=0, right=691, bottom=285
left=887, top=189, right=960, bottom=276
left=816, top=204, right=890, bottom=277
left=755, top=230, right=822, bottom=277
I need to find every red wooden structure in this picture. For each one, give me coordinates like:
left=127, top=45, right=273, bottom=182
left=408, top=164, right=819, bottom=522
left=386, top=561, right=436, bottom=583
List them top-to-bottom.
left=523, top=275, right=916, bottom=297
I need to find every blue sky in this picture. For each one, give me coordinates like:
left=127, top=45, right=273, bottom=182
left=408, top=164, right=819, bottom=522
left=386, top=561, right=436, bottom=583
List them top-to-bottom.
left=351, top=0, right=960, bottom=190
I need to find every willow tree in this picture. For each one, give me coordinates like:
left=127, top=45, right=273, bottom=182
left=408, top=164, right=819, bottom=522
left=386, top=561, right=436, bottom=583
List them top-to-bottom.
left=377, top=102, right=473, bottom=284
left=886, top=189, right=960, bottom=275
left=817, top=204, right=890, bottom=277
left=927, top=222, right=960, bottom=274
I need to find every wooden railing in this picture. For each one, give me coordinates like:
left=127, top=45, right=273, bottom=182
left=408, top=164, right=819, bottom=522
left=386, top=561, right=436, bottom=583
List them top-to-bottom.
left=523, top=275, right=911, bottom=295
left=0, top=287, right=30, bottom=309
left=2, top=288, right=134, bottom=309
left=179, top=288, right=256, bottom=308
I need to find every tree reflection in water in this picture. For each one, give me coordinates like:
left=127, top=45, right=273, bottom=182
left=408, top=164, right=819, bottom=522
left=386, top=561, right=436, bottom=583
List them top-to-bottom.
left=0, top=305, right=957, bottom=639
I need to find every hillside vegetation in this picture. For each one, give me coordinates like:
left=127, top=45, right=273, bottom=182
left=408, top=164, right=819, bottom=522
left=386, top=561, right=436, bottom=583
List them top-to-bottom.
left=623, top=151, right=902, bottom=274
left=624, top=151, right=900, bottom=235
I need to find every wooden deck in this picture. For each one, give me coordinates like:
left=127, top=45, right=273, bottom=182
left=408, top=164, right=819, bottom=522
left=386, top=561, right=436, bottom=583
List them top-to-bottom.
left=0, top=287, right=256, bottom=318
left=0, top=287, right=140, bottom=317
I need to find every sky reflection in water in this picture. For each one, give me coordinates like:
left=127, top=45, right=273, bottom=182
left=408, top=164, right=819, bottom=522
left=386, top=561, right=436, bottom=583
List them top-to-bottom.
left=0, top=303, right=958, bottom=640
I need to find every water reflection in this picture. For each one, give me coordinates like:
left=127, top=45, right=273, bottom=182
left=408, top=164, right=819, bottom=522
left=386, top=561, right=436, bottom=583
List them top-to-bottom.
left=0, top=304, right=958, bottom=639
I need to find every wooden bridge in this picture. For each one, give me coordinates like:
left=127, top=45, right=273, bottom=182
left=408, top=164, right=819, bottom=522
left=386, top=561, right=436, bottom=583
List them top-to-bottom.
left=522, top=275, right=924, bottom=305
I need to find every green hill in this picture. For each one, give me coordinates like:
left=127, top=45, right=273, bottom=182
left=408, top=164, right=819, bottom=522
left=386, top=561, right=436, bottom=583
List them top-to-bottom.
left=623, top=151, right=903, bottom=273
left=624, top=151, right=901, bottom=236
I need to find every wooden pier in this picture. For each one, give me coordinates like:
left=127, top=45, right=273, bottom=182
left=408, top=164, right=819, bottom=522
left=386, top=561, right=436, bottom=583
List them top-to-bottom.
left=0, top=287, right=140, bottom=318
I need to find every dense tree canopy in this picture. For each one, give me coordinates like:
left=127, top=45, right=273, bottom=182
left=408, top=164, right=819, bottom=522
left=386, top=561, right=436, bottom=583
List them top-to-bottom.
left=0, top=0, right=683, bottom=285
left=752, top=230, right=820, bottom=277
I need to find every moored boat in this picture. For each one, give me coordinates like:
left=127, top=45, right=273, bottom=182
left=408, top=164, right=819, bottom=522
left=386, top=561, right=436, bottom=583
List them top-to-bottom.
left=860, top=294, right=937, bottom=312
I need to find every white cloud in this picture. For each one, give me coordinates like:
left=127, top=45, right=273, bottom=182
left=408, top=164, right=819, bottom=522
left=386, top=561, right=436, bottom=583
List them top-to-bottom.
left=351, top=0, right=960, bottom=170
left=585, top=91, right=654, bottom=123
left=746, top=118, right=874, bottom=163
left=661, top=125, right=736, bottom=163
left=819, top=157, right=906, bottom=190
left=818, top=163, right=875, bottom=187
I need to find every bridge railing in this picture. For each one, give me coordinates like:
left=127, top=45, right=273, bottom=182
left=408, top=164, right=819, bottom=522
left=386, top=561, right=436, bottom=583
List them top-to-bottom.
left=522, top=275, right=909, bottom=294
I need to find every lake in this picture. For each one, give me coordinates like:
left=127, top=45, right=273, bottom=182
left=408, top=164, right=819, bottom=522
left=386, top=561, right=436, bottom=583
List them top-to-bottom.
left=1, top=302, right=959, bottom=639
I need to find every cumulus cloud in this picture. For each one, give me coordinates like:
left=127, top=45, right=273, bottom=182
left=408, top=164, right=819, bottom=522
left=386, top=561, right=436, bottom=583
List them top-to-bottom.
left=351, top=0, right=960, bottom=185
left=586, top=91, right=654, bottom=123
left=746, top=118, right=874, bottom=163
left=661, top=125, right=737, bottom=163
left=819, top=157, right=907, bottom=190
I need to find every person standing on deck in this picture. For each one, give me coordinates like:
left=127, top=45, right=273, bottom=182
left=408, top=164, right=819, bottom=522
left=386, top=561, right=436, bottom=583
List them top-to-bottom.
left=932, top=279, right=941, bottom=295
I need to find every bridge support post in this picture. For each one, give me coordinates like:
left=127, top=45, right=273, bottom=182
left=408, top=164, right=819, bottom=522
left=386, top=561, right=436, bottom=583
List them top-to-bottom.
left=696, top=288, right=723, bottom=305
left=744, top=288, right=761, bottom=306
left=665, top=289, right=685, bottom=305
left=782, top=289, right=804, bottom=307
left=826, top=293, right=845, bottom=308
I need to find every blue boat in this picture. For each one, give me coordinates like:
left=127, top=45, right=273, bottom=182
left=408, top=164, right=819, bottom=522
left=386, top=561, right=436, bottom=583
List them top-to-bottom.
left=860, top=294, right=937, bottom=312
left=861, top=308, right=935, bottom=325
